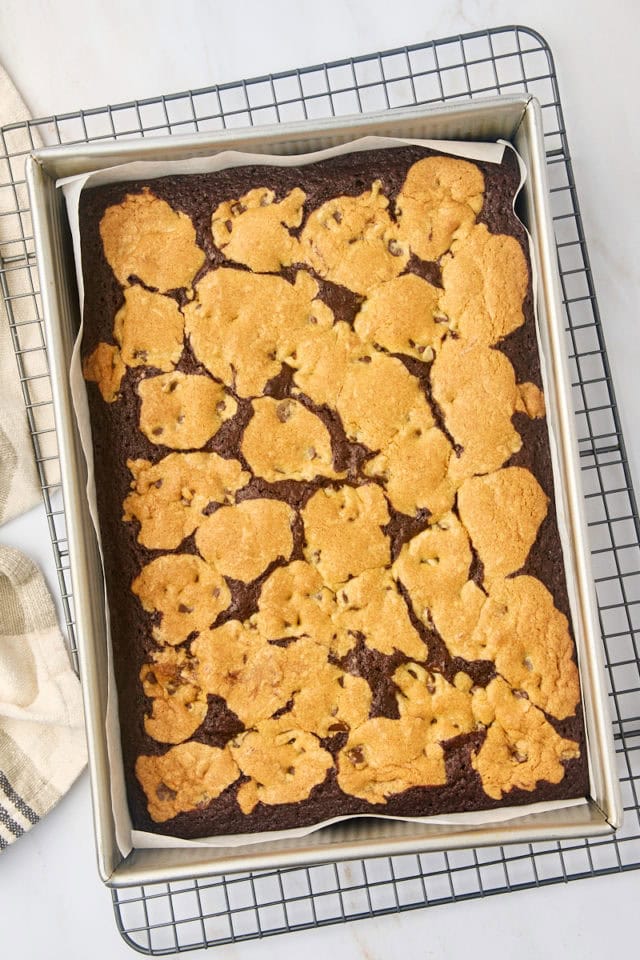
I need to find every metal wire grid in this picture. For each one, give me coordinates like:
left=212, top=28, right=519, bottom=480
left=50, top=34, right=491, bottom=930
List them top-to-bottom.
left=1, top=22, right=639, bottom=955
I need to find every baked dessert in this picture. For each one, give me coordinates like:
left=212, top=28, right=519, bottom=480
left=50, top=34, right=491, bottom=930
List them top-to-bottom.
left=79, top=145, right=588, bottom=838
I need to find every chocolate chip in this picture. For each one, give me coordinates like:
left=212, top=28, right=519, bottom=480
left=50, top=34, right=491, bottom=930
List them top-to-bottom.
left=276, top=400, right=294, bottom=422
left=328, top=721, right=348, bottom=733
left=156, top=782, right=177, bottom=802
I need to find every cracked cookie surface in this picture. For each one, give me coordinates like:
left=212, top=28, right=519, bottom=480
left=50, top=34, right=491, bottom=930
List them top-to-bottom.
left=81, top=147, right=586, bottom=837
left=300, top=180, right=409, bottom=294
left=100, top=187, right=205, bottom=291
left=212, top=187, right=305, bottom=272
left=138, top=371, right=237, bottom=449
left=123, top=452, right=249, bottom=550
left=196, top=498, right=295, bottom=582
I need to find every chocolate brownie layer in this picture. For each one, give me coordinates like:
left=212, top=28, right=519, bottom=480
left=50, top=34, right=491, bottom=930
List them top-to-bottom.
left=79, top=146, right=588, bottom=838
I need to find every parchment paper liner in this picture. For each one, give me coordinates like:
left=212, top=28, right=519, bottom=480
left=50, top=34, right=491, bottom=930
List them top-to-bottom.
left=61, top=136, right=589, bottom=854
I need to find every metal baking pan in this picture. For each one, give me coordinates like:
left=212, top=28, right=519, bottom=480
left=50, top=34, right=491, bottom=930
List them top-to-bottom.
left=26, top=94, right=621, bottom=887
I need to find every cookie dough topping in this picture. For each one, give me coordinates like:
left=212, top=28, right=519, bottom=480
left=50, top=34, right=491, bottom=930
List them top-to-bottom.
left=396, top=155, right=484, bottom=261
left=300, top=180, right=409, bottom=294
left=211, top=187, right=305, bottom=272
left=100, top=188, right=205, bottom=292
left=440, top=223, right=528, bottom=345
left=184, top=268, right=334, bottom=397
left=354, top=273, right=445, bottom=360
left=113, top=284, right=184, bottom=370
left=430, top=338, right=524, bottom=480
left=82, top=342, right=126, bottom=403
left=336, top=351, right=436, bottom=451
left=138, top=371, right=237, bottom=449
left=242, top=397, right=344, bottom=482
left=123, top=452, right=249, bottom=550
left=457, top=467, right=549, bottom=584
left=302, top=484, right=390, bottom=587
left=195, top=498, right=295, bottom=582
left=132, top=554, right=230, bottom=646
left=251, top=560, right=345, bottom=654
left=334, top=567, right=427, bottom=660
left=461, top=576, right=580, bottom=720
left=139, top=646, right=206, bottom=744
left=471, top=678, right=580, bottom=799
left=336, top=715, right=447, bottom=803
left=231, top=718, right=333, bottom=812
left=135, top=743, right=239, bottom=822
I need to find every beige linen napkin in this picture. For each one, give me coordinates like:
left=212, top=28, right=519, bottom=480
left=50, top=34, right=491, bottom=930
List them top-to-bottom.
left=1, top=67, right=86, bottom=850
left=0, top=547, right=86, bottom=849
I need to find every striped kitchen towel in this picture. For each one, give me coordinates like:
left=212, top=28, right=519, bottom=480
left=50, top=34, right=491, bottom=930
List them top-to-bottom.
left=0, top=546, right=86, bottom=850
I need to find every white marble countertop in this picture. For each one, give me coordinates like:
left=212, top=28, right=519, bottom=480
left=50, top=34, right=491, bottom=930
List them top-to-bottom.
left=0, top=1, right=638, bottom=957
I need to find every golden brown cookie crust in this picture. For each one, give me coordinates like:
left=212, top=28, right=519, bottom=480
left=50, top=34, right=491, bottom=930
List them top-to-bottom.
left=395, top=155, right=484, bottom=261
left=83, top=156, right=584, bottom=829
left=300, top=180, right=409, bottom=294
left=211, top=187, right=305, bottom=272
left=100, top=188, right=205, bottom=292
left=439, top=223, right=528, bottom=345
left=184, top=268, right=333, bottom=398
left=353, top=273, right=444, bottom=360
left=113, top=284, right=185, bottom=371
left=431, top=338, right=524, bottom=481
left=82, top=342, right=125, bottom=403
left=336, top=351, right=435, bottom=451
left=138, top=371, right=237, bottom=450
left=242, top=397, right=343, bottom=483
left=364, top=415, right=454, bottom=518
left=123, top=452, right=249, bottom=550
left=457, top=467, right=549, bottom=584
left=302, top=484, right=390, bottom=586
left=196, top=498, right=295, bottom=582
left=132, top=554, right=230, bottom=646
left=251, top=560, right=347, bottom=655
left=334, top=567, right=427, bottom=660
left=466, top=576, right=580, bottom=721
left=140, top=647, right=207, bottom=744
left=471, top=678, right=580, bottom=799
left=336, top=715, right=448, bottom=803
left=230, top=718, right=333, bottom=811
left=135, top=743, right=239, bottom=822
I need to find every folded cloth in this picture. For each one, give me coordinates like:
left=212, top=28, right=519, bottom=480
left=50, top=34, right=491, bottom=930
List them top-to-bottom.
left=0, top=65, right=45, bottom=523
left=0, top=546, right=86, bottom=850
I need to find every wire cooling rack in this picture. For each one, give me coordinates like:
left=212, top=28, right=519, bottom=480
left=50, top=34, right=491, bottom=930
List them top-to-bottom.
left=1, top=22, right=639, bottom=956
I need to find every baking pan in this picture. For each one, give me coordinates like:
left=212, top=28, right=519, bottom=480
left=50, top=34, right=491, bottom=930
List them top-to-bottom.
left=26, top=94, right=621, bottom=887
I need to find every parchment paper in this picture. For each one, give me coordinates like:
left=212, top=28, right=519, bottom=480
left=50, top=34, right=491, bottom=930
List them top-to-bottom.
left=62, top=135, right=589, bottom=855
